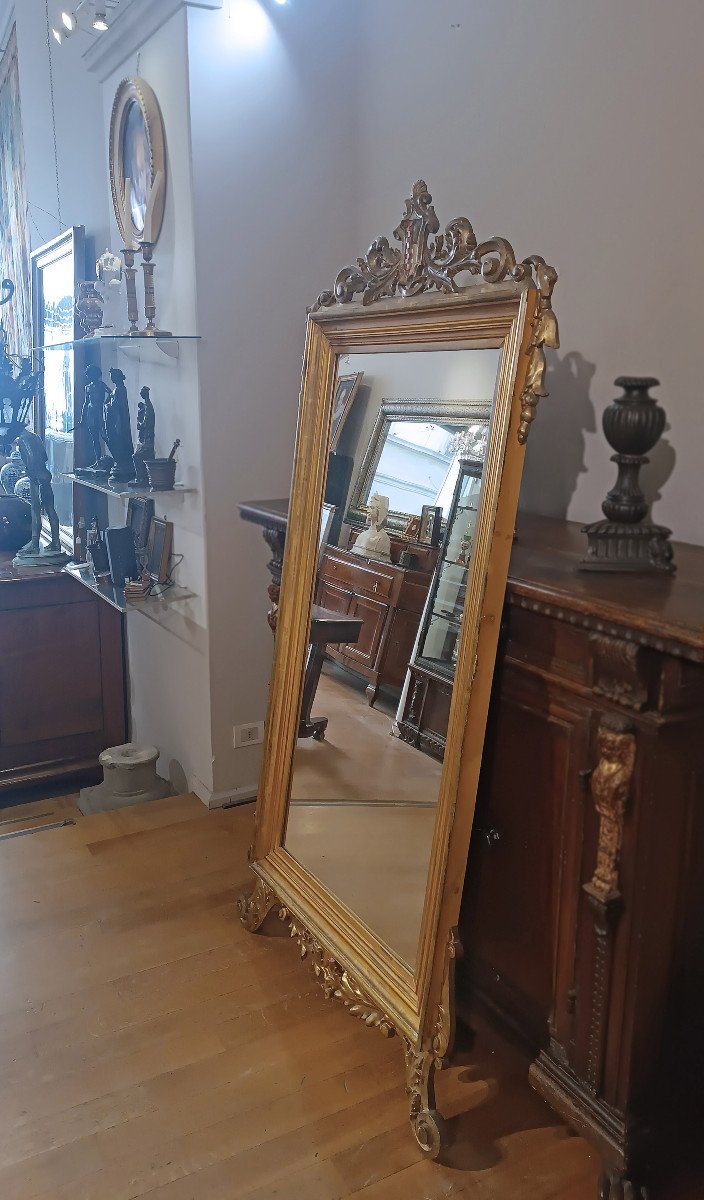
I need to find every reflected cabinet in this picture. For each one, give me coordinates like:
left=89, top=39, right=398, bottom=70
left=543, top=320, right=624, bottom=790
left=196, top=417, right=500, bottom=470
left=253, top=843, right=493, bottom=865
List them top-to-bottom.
left=238, top=178, right=559, bottom=1163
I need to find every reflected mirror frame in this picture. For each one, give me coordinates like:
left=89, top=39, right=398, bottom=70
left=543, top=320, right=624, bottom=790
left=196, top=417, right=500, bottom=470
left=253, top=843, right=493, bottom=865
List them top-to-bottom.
left=239, top=180, right=558, bottom=1161
left=346, top=397, right=492, bottom=535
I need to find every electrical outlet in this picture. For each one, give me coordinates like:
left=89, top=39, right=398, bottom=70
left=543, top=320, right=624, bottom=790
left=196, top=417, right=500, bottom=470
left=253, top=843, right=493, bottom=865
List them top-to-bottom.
left=233, top=721, right=265, bottom=748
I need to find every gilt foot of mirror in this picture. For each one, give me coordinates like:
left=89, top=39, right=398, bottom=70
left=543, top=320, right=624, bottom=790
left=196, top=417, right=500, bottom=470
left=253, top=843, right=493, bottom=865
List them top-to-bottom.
left=239, top=180, right=558, bottom=1159
left=236, top=877, right=277, bottom=931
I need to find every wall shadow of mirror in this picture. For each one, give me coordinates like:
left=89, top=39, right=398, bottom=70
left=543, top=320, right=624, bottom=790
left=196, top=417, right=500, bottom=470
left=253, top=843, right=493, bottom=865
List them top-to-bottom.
left=519, top=351, right=597, bottom=521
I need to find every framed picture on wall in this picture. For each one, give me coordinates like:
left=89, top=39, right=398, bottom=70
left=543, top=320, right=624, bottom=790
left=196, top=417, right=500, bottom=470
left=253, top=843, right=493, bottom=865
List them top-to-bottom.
left=109, top=77, right=167, bottom=248
left=31, top=226, right=89, bottom=555
left=329, top=371, right=363, bottom=451
left=126, top=496, right=154, bottom=560
left=418, top=504, right=443, bottom=546
left=147, top=517, right=173, bottom=584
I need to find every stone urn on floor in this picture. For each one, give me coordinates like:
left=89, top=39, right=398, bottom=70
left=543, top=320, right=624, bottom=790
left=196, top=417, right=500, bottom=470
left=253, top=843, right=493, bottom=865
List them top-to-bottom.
left=79, top=743, right=172, bottom=815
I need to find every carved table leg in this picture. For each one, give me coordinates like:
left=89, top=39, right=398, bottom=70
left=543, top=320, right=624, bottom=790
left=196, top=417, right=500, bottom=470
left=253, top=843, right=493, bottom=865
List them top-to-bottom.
left=262, top=525, right=286, bottom=633
left=237, top=878, right=277, bottom=931
left=598, top=1168, right=650, bottom=1200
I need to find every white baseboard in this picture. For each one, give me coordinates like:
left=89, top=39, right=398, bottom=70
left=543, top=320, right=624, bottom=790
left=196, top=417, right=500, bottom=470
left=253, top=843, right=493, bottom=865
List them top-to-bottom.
left=189, top=774, right=258, bottom=809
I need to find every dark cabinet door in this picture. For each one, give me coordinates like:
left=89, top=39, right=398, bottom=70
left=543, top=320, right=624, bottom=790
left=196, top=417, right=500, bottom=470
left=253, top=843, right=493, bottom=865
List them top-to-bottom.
left=0, top=573, right=126, bottom=788
left=317, top=579, right=352, bottom=618
left=342, top=594, right=388, bottom=667
left=380, top=608, right=422, bottom=690
left=460, top=666, right=592, bottom=1052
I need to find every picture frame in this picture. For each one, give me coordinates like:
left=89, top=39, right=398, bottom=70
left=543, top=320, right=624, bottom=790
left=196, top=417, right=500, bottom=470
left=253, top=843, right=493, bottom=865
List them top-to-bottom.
left=109, top=77, right=167, bottom=248
left=31, top=226, right=89, bottom=556
left=329, top=370, right=363, bottom=451
left=347, top=399, right=491, bottom=535
left=126, top=495, right=154, bottom=559
left=318, top=501, right=336, bottom=558
left=418, top=504, right=442, bottom=546
left=403, top=514, right=421, bottom=540
left=147, top=516, right=173, bottom=584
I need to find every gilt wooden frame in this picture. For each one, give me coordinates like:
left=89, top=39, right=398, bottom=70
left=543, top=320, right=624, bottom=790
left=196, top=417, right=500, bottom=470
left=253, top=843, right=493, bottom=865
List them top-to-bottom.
left=239, top=181, right=558, bottom=1159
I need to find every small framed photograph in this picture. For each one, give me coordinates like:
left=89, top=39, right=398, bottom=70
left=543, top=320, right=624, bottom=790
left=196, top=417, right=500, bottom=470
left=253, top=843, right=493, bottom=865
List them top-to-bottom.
left=330, top=371, right=363, bottom=451
left=126, top=496, right=154, bottom=557
left=418, top=504, right=443, bottom=546
left=403, top=514, right=421, bottom=541
left=147, top=517, right=173, bottom=584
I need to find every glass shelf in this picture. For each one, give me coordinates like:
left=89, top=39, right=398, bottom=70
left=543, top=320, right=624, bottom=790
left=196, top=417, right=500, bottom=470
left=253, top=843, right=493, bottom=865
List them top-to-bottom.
left=33, top=335, right=201, bottom=351
left=64, top=473, right=194, bottom=500
left=65, top=561, right=194, bottom=615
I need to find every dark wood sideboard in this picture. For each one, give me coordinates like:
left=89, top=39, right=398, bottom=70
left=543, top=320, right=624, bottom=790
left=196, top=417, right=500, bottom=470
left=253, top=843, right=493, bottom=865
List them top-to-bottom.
left=240, top=501, right=704, bottom=1196
left=317, top=540, right=437, bottom=705
left=0, top=554, right=126, bottom=792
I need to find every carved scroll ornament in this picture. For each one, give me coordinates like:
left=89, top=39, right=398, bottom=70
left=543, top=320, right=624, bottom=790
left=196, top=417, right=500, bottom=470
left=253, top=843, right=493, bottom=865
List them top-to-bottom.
left=313, top=180, right=559, bottom=443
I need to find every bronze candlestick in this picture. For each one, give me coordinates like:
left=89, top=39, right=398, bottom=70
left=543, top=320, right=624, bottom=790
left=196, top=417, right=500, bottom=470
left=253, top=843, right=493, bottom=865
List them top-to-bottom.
left=138, top=241, right=171, bottom=337
left=120, top=247, right=140, bottom=336
left=581, top=376, right=675, bottom=574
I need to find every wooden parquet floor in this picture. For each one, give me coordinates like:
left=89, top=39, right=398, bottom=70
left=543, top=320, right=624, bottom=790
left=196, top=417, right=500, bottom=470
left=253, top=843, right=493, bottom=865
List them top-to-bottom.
left=0, top=791, right=683, bottom=1200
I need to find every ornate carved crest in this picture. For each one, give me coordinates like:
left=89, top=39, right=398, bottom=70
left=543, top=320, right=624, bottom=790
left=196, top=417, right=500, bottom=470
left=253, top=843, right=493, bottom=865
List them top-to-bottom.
left=313, top=180, right=559, bottom=443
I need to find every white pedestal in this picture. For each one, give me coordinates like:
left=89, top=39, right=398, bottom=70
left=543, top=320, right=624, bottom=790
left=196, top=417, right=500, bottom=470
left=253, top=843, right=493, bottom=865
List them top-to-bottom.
left=79, top=743, right=172, bottom=815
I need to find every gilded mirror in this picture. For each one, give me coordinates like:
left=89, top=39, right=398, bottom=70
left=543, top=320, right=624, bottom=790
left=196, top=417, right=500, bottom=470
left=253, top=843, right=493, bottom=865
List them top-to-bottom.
left=239, top=181, right=558, bottom=1159
left=345, top=396, right=492, bottom=534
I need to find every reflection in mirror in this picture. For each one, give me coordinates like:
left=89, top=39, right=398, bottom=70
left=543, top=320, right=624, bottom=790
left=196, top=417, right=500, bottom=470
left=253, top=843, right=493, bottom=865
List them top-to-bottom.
left=283, top=346, right=500, bottom=967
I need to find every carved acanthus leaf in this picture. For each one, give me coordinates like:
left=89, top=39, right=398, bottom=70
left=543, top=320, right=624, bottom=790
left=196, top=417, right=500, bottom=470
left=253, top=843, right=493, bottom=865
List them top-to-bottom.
left=312, top=180, right=559, bottom=443
left=280, top=905, right=396, bottom=1037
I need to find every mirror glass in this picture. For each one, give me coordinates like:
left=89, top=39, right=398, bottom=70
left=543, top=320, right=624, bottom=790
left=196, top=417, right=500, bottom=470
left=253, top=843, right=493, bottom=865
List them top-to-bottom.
left=283, top=346, right=501, bottom=968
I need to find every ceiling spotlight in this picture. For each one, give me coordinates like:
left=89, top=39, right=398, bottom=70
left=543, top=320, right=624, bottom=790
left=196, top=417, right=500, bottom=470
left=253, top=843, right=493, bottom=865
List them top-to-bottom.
left=272, top=0, right=288, bottom=5
left=61, top=10, right=76, bottom=30
left=92, top=10, right=108, bottom=30
left=51, top=25, right=64, bottom=42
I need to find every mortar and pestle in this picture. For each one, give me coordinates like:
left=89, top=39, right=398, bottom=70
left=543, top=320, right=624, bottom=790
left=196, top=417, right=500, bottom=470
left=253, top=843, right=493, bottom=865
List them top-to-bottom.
left=144, top=439, right=180, bottom=491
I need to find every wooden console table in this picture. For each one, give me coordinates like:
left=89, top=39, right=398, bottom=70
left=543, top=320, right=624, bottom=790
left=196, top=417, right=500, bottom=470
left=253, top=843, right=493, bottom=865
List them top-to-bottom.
left=240, top=502, right=704, bottom=1195
left=0, top=554, right=126, bottom=792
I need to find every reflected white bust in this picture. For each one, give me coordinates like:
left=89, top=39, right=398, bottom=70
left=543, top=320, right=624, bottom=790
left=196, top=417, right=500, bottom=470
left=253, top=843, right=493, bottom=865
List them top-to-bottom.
left=351, top=492, right=392, bottom=561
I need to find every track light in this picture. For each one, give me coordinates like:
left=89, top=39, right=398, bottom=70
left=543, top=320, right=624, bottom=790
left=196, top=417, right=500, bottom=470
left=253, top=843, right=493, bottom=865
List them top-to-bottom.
left=61, top=10, right=76, bottom=30
left=92, top=10, right=108, bottom=30
left=51, top=25, right=64, bottom=43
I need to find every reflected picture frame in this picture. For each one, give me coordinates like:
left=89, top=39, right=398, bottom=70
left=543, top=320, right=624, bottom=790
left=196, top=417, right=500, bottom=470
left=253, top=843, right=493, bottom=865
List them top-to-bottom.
left=329, top=370, right=363, bottom=451
left=346, top=398, right=492, bottom=535
left=418, top=504, right=443, bottom=547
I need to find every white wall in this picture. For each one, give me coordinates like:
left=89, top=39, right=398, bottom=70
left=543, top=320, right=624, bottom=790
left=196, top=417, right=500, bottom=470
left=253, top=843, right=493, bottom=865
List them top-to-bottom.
left=5, top=0, right=109, bottom=251
left=7, top=0, right=214, bottom=798
left=186, top=0, right=362, bottom=795
left=354, top=0, right=704, bottom=545
left=99, top=7, right=213, bottom=798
